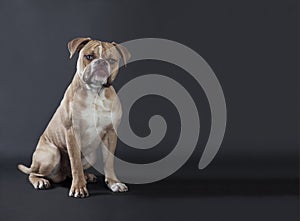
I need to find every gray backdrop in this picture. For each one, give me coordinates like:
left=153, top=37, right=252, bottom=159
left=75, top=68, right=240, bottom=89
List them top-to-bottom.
left=0, top=0, right=298, bottom=179
left=0, top=1, right=298, bottom=221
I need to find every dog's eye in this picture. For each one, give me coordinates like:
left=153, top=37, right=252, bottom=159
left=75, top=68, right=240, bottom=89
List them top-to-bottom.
left=85, top=54, right=94, bottom=61
left=108, top=58, right=117, bottom=64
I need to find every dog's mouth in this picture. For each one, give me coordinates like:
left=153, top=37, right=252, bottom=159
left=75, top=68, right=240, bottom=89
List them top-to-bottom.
left=93, top=69, right=109, bottom=82
left=93, top=70, right=111, bottom=87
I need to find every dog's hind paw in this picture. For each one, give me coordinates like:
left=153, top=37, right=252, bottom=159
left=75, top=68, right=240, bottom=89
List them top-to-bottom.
left=84, top=173, right=97, bottom=183
left=30, top=177, right=51, bottom=190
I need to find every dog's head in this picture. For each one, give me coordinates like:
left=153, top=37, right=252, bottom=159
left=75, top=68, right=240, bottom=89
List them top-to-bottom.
left=68, top=37, right=130, bottom=89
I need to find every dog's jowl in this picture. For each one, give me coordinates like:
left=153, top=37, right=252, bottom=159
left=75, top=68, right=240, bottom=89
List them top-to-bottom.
left=18, top=37, right=131, bottom=198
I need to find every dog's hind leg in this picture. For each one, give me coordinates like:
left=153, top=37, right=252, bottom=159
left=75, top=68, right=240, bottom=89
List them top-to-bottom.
left=28, top=142, right=64, bottom=189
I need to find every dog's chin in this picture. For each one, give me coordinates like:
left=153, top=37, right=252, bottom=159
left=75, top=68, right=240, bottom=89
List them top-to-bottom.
left=81, top=71, right=111, bottom=89
left=92, top=73, right=111, bottom=88
left=86, top=78, right=111, bottom=89
left=87, top=81, right=105, bottom=89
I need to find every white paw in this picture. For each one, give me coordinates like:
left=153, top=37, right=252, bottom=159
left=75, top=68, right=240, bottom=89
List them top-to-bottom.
left=33, top=178, right=51, bottom=190
left=109, top=182, right=128, bottom=192
left=69, top=184, right=89, bottom=198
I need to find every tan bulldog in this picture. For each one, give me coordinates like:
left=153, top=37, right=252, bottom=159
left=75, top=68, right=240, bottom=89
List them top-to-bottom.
left=18, top=37, right=131, bottom=198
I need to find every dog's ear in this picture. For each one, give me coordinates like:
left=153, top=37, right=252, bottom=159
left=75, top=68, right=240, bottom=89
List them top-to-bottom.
left=68, top=37, right=91, bottom=59
left=112, top=42, right=131, bottom=66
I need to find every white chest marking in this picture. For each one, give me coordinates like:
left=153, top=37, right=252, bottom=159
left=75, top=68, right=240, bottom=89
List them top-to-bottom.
left=72, top=90, right=115, bottom=148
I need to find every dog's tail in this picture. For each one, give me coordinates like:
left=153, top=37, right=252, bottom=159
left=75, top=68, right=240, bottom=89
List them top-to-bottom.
left=17, top=164, right=32, bottom=174
left=17, top=164, right=45, bottom=177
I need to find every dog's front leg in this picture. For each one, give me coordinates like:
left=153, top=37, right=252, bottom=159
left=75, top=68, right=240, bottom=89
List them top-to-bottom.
left=66, top=128, right=89, bottom=198
left=101, top=129, right=128, bottom=192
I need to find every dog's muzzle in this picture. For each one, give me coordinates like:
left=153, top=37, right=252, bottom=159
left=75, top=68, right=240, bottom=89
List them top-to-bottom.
left=83, top=59, right=111, bottom=86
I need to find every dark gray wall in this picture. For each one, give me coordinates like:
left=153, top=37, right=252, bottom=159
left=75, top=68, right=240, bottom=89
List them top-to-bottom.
left=0, top=0, right=298, bottom=178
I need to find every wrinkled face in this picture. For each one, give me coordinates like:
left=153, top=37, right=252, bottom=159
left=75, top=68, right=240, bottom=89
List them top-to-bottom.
left=77, top=41, right=121, bottom=88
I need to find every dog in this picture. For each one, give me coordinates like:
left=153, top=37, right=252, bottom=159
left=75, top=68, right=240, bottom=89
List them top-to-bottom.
left=18, top=37, right=131, bottom=198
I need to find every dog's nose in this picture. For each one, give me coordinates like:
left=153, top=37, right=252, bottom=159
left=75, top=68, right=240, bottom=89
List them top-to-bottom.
left=95, top=59, right=107, bottom=67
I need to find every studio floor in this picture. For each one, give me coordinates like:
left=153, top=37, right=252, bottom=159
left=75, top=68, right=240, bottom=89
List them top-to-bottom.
left=0, top=158, right=298, bottom=221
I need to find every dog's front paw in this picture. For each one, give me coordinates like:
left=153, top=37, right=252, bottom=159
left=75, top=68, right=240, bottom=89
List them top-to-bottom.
left=106, top=179, right=128, bottom=192
left=69, top=183, right=89, bottom=198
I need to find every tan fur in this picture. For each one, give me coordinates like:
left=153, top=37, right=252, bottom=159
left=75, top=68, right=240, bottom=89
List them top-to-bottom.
left=18, top=37, right=130, bottom=197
